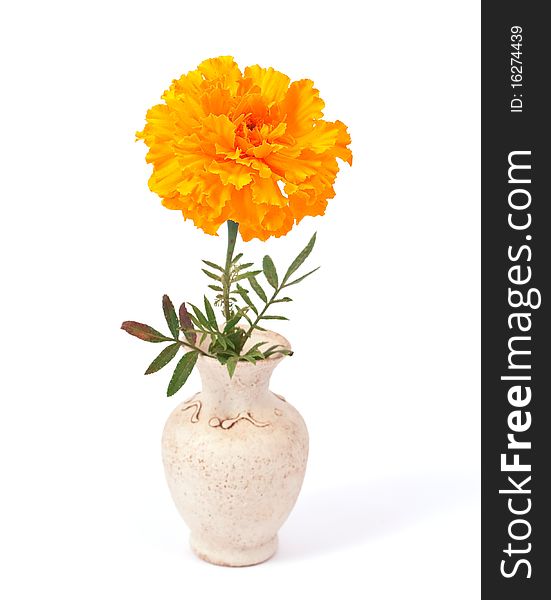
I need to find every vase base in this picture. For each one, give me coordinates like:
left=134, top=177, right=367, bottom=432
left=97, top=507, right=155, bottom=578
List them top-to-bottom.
left=190, top=533, right=278, bottom=567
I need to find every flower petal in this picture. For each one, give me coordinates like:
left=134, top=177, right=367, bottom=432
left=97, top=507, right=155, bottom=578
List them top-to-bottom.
left=197, top=56, right=242, bottom=94
left=244, top=65, right=290, bottom=104
left=279, top=79, right=325, bottom=138
left=200, top=114, right=236, bottom=154
left=334, top=120, right=353, bottom=165
left=294, top=121, right=340, bottom=154
left=263, top=150, right=322, bottom=183
left=148, top=159, right=182, bottom=196
left=208, top=160, right=253, bottom=190
left=251, top=175, right=287, bottom=206
left=261, top=205, right=294, bottom=236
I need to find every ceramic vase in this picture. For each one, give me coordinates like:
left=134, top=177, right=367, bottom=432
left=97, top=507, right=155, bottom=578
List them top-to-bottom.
left=161, top=330, right=309, bottom=566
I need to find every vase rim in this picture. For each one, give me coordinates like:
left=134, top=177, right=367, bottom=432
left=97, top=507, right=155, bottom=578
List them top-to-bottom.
left=197, top=327, right=291, bottom=366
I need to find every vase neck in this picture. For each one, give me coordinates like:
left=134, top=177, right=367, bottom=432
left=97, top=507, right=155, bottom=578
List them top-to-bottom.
left=197, top=355, right=281, bottom=414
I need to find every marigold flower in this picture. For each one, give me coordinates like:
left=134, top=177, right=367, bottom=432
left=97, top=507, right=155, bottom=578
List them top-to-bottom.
left=137, top=56, right=352, bottom=241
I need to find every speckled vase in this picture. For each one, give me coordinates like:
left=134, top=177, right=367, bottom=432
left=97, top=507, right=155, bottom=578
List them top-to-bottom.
left=161, top=330, right=309, bottom=567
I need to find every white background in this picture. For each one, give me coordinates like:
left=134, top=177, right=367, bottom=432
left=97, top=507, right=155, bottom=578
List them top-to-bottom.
left=1, top=1, right=480, bottom=598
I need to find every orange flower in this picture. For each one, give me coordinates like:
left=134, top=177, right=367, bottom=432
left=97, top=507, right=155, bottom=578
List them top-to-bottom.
left=137, top=56, right=352, bottom=241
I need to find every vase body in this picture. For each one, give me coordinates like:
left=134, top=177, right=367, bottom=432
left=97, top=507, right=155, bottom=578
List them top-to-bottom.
left=161, top=330, right=308, bottom=566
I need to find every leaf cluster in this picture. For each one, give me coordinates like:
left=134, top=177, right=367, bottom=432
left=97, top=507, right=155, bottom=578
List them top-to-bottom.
left=121, top=233, right=319, bottom=395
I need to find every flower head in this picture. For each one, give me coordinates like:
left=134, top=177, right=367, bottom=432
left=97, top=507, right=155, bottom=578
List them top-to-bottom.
left=137, top=56, right=352, bottom=241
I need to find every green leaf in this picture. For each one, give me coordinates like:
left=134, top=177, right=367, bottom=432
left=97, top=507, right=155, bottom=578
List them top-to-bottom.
left=225, top=221, right=239, bottom=266
left=283, top=232, right=317, bottom=283
left=231, top=252, right=244, bottom=264
left=262, top=255, right=278, bottom=289
left=202, top=260, right=224, bottom=272
left=236, top=262, right=254, bottom=270
left=283, top=266, right=320, bottom=287
left=202, top=269, right=222, bottom=282
left=234, top=270, right=262, bottom=282
left=248, top=275, right=267, bottom=303
left=235, top=283, right=248, bottom=294
left=208, top=284, right=223, bottom=292
left=235, top=285, right=258, bottom=315
left=162, top=295, right=179, bottom=339
left=204, top=296, right=218, bottom=329
left=273, top=297, right=293, bottom=303
left=189, top=303, right=213, bottom=331
left=224, top=311, right=243, bottom=333
left=241, top=311, right=254, bottom=327
left=188, top=313, right=202, bottom=330
left=260, top=315, right=289, bottom=320
left=121, top=321, right=172, bottom=343
left=228, top=328, right=245, bottom=346
left=213, top=333, right=227, bottom=350
left=246, top=341, right=268, bottom=353
left=144, top=343, right=180, bottom=375
left=263, top=344, right=293, bottom=357
left=263, top=344, right=281, bottom=354
left=265, top=347, right=293, bottom=358
left=167, top=351, right=198, bottom=397
left=226, top=356, right=239, bottom=378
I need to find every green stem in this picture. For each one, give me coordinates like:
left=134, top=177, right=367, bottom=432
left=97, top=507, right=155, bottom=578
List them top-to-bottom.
left=222, top=221, right=239, bottom=322
left=241, top=286, right=281, bottom=349
left=177, top=339, right=213, bottom=357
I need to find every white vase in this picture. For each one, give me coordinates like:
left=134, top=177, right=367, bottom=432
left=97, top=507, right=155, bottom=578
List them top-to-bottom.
left=161, top=330, right=309, bottom=566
